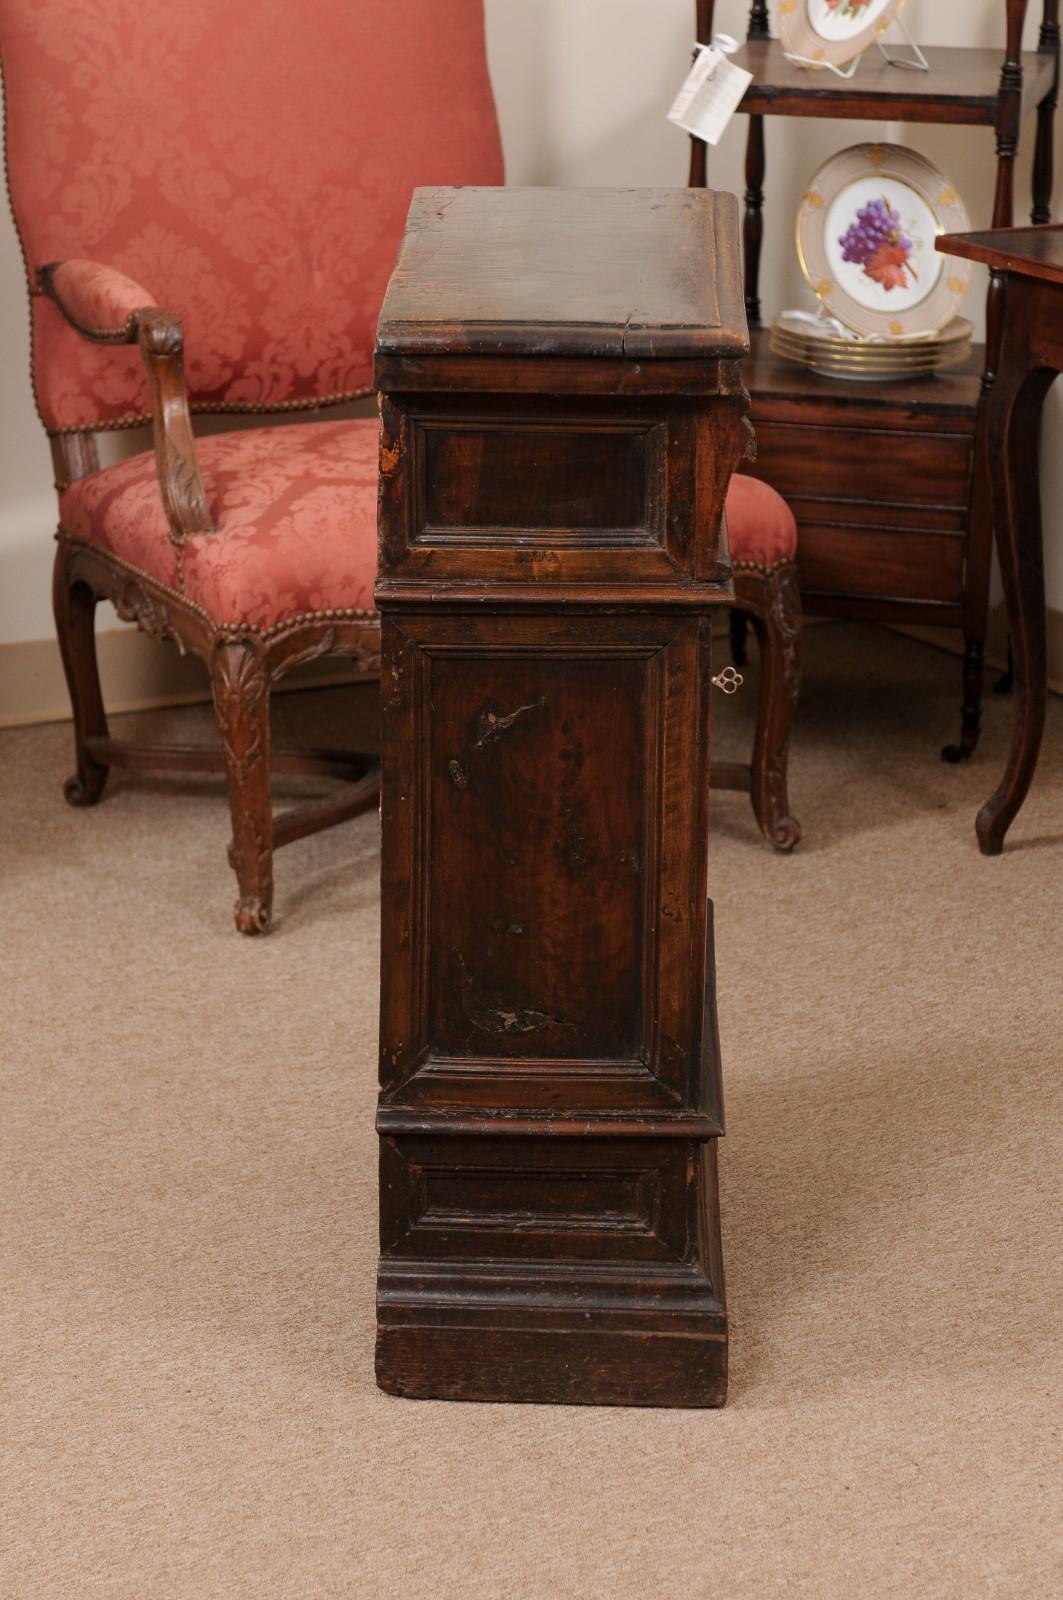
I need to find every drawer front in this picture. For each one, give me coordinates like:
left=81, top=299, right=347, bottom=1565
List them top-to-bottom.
left=743, top=418, right=973, bottom=606
left=747, top=420, right=973, bottom=515
left=796, top=523, right=966, bottom=604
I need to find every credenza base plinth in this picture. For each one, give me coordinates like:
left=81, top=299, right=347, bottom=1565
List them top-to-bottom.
left=376, top=1139, right=726, bottom=1408
left=376, top=1319, right=727, bottom=1410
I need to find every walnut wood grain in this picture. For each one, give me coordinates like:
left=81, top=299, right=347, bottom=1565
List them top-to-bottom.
left=732, top=40, right=1054, bottom=125
left=374, top=187, right=757, bottom=1407
left=376, top=187, right=748, bottom=362
left=942, top=221, right=1063, bottom=285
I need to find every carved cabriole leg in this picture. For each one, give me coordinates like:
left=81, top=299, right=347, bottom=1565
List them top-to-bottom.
left=977, top=301, right=1056, bottom=855
left=52, top=538, right=110, bottom=806
left=735, top=563, right=801, bottom=851
left=211, top=638, right=274, bottom=935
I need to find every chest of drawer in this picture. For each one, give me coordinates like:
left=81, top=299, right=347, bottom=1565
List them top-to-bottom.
left=746, top=420, right=973, bottom=517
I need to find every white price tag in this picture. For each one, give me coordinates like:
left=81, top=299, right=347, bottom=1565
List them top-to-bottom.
left=667, top=43, right=752, bottom=147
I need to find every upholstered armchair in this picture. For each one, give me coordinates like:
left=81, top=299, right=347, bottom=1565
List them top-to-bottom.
left=0, top=0, right=503, bottom=932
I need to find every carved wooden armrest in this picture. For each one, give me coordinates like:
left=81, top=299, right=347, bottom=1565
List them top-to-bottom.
left=39, top=259, right=215, bottom=539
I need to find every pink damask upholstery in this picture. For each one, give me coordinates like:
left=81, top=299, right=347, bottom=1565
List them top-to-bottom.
left=0, top=0, right=503, bottom=429
left=47, top=259, right=157, bottom=335
left=60, top=420, right=379, bottom=630
left=726, top=475, right=798, bottom=568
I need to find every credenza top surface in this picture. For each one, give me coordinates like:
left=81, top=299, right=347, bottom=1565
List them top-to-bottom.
left=376, top=186, right=748, bottom=366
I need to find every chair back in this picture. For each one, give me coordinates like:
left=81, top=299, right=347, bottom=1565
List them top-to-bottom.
left=0, top=0, right=503, bottom=430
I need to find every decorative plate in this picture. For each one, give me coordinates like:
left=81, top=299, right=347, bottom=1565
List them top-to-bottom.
left=777, top=0, right=906, bottom=69
left=797, top=143, right=973, bottom=338
left=769, top=314, right=973, bottom=381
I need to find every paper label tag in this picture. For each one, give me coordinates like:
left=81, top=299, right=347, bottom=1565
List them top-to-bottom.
left=667, top=45, right=752, bottom=147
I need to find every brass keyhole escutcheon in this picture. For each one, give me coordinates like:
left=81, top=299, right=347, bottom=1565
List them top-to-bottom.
left=712, top=665, right=744, bottom=696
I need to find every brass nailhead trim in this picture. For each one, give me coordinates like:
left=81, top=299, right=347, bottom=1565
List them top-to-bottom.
left=39, top=275, right=141, bottom=342
left=48, top=386, right=375, bottom=436
left=59, top=529, right=379, bottom=639
left=732, top=558, right=797, bottom=575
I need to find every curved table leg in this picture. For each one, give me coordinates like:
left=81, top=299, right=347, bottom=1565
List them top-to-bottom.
left=977, top=343, right=1056, bottom=855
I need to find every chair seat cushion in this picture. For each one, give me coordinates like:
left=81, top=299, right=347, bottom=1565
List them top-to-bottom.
left=59, top=419, right=379, bottom=631
left=725, top=474, right=798, bottom=568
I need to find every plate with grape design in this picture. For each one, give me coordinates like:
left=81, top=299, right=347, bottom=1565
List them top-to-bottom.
left=777, top=0, right=907, bottom=69
left=797, top=144, right=973, bottom=338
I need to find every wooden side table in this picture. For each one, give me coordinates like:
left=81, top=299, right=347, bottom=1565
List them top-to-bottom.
left=372, top=186, right=751, bottom=1407
left=938, top=224, right=1063, bottom=854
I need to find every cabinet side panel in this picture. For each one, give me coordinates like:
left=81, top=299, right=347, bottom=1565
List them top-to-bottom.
left=425, top=651, right=649, bottom=1062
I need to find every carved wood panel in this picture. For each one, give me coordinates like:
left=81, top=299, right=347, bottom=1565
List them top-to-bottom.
left=377, top=393, right=746, bottom=591
left=418, top=419, right=661, bottom=536
left=378, top=611, right=715, bottom=1113
left=380, top=1134, right=695, bottom=1264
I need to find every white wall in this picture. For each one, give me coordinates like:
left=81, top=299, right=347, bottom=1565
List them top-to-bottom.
left=1, top=0, right=1060, bottom=652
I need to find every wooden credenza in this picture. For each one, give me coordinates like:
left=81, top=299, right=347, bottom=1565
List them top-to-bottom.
left=373, top=186, right=751, bottom=1407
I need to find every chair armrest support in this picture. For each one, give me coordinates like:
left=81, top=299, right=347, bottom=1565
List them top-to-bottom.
left=39, top=260, right=215, bottom=540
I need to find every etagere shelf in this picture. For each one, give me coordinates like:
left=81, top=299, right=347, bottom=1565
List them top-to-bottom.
left=691, top=0, right=1060, bottom=759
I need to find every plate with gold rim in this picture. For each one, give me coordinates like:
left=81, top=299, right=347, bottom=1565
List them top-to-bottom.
left=777, top=0, right=907, bottom=70
left=797, top=143, right=973, bottom=338
left=772, top=311, right=972, bottom=353
left=770, top=315, right=973, bottom=380
left=771, top=315, right=972, bottom=358
left=768, top=345, right=971, bottom=368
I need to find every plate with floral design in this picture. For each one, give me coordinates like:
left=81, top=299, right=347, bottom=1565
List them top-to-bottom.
left=777, top=0, right=907, bottom=68
left=797, top=144, right=973, bottom=338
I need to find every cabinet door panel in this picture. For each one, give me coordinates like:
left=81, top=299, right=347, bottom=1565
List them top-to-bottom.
left=378, top=611, right=713, bottom=1112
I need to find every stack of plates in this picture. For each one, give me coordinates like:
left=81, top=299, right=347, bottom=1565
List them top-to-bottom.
left=769, top=315, right=973, bottom=381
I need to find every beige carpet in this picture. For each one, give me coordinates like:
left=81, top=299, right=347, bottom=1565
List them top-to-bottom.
left=2, top=622, right=1061, bottom=1600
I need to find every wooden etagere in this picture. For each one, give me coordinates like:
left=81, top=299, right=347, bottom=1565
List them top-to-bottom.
left=692, top=0, right=1060, bottom=760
